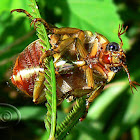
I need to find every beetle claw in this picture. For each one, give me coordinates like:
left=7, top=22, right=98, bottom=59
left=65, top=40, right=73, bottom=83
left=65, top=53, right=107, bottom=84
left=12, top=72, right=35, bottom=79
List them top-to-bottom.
left=30, top=19, right=38, bottom=29
left=130, top=81, right=140, bottom=93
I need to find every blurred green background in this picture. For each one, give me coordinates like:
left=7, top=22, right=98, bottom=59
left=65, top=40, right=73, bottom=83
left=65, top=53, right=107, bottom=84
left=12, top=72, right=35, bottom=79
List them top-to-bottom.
left=0, top=0, right=140, bottom=140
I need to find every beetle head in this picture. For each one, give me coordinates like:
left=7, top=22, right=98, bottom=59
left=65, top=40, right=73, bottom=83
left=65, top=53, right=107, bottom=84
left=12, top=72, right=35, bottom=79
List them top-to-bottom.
left=102, top=25, right=140, bottom=93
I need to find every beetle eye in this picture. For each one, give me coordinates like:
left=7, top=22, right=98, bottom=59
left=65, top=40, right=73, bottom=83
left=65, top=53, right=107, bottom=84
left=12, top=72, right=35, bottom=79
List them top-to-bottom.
left=106, top=42, right=119, bottom=51
left=110, top=66, right=122, bottom=73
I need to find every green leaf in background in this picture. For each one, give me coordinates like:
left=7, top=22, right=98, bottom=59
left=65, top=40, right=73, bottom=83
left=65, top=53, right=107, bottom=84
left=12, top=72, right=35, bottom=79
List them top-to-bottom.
left=0, top=0, right=29, bottom=14
left=0, top=0, right=34, bottom=81
left=52, top=0, right=129, bottom=50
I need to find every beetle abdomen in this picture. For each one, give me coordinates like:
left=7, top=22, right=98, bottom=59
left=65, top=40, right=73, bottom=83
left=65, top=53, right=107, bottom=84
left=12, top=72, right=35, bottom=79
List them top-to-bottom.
left=11, top=40, right=44, bottom=96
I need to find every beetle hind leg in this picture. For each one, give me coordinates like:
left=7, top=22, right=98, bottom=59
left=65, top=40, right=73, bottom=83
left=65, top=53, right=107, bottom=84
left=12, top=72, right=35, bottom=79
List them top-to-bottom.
left=11, top=9, right=33, bottom=18
left=11, top=9, right=53, bottom=30
left=30, top=18, right=55, bottom=32
left=33, top=71, right=46, bottom=104
left=80, top=84, right=105, bottom=121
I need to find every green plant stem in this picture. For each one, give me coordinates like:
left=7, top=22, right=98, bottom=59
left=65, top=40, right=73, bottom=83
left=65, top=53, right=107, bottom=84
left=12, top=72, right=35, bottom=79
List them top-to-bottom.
left=29, top=0, right=56, bottom=139
left=29, top=0, right=51, bottom=49
left=50, top=58, right=57, bottom=138
left=56, top=97, right=86, bottom=139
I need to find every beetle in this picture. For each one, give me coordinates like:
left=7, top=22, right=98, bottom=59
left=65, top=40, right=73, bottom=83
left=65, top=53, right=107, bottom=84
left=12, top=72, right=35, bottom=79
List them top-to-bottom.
left=11, top=9, right=140, bottom=109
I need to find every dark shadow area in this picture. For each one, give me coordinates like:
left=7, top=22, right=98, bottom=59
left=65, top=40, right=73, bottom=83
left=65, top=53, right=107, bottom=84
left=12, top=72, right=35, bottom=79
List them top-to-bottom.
left=38, top=0, right=71, bottom=26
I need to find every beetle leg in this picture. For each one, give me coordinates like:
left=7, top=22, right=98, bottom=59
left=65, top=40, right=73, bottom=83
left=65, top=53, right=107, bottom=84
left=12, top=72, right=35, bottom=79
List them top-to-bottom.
left=11, top=9, right=32, bottom=18
left=11, top=9, right=53, bottom=30
left=27, top=17, right=82, bottom=34
left=28, top=17, right=81, bottom=34
left=30, top=18, right=54, bottom=31
left=30, top=18, right=83, bottom=35
left=31, top=20, right=88, bottom=57
left=118, top=24, right=128, bottom=48
left=52, top=27, right=81, bottom=34
left=54, top=30, right=88, bottom=58
left=40, top=31, right=88, bottom=64
left=39, top=37, right=76, bottom=64
left=54, top=37, right=75, bottom=52
left=55, top=37, right=88, bottom=59
left=89, top=38, right=98, bottom=57
left=39, top=49, right=54, bottom=64
left=85, top=67, right=94, bottom=88
left=33, top=71, right=46, bottom=104
left=80, top=84, right=105, bottom=121
left=87, top=84, right=105, bottom=105
left=70, top=88, right=93, bottom=97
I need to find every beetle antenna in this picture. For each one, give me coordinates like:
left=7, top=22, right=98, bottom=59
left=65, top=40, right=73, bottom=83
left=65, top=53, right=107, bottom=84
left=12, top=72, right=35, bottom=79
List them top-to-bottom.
left=118, top=24, right=128, bottom=48
left=122, top=63, right=140, bottom=94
